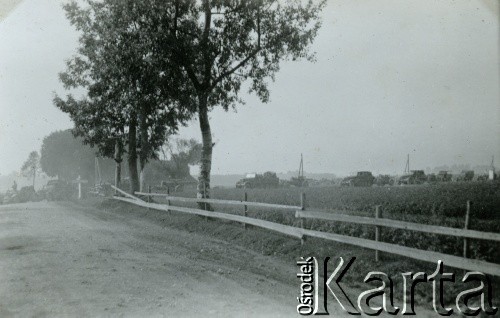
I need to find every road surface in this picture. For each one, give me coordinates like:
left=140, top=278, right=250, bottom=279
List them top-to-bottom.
left=0, top=201, right=305, bottom=317
left=0, top=201, right=440, bottom=317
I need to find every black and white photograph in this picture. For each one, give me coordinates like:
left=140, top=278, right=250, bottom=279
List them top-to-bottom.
left=0, top=0, right=498, bottom=317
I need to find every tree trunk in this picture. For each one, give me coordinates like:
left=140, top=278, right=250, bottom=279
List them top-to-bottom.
left=197, top=93, right=213, bottom=210
left=139, top=106, right=148, bottom=192
left=128, top=119, right=140, bottom=195
left=114, top=139, right=123, bottom=192
left=139, top=171, right=145, bottom=192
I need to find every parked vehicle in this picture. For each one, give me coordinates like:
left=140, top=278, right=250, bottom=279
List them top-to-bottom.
left=398, top=170, right=427, bottom=185
left=457, top=170, right=474, bottom=182
left=341, top=171, right=375, bottom=187
left=436, top=171, right=452, bottom=182
left=236, top=172, right=280, bottom=189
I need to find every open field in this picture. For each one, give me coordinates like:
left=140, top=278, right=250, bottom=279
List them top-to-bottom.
left=157, top=181, right=500, bottom=264
left=129, top=182, right=500, bottom=313
left=102, top=197, right=499, bottom=315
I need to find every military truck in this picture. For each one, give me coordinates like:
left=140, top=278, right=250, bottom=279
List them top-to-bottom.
left=398, top=170, right=427, bottom=185
left=457, top=170, right=474, bottom=182
left=341, top=171, right=375, bottom=187
left=436, top=171, right=452, bottom=182
left=236, top=172, right=280, bottom=189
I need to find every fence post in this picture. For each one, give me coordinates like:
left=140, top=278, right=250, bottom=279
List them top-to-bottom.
left=203, top=182, right=209, bottom=221
left=203, top=182, right=207, bottom=210
left=147, top=185, right=151, bottom=211
left=166, top=187, right=171, bottom=212
left=243, top=192, right=248, bottom=230
left=300, top=192, right=306, bottom=246
left=463, top=201, right=471, bottom=258
left=375, top=205, right=381, bottom=262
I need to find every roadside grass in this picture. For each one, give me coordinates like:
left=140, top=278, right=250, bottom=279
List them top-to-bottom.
left=141, top=182, right=500, bottom=264
left=81, top=196, right=500, bottom=315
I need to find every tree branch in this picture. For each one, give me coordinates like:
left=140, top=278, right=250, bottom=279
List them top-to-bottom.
left=170, top=0, right=201, bottom=90
left=202, top=0, right=212, bottom=89
left=211, top=4, right=261, bottom=88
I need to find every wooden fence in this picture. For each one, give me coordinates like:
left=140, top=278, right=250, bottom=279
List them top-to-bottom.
left=111, top=185, right=500, bottom=277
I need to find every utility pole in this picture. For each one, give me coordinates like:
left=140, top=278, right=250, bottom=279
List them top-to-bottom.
left=299, top=153, right=304, bottom=179
left=404, top=154, right=410, bottom=174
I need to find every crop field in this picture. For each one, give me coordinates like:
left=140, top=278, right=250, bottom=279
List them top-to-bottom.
left=145, top=181, right=500, bottom=307
left=168, top=181, right=500, bottom=263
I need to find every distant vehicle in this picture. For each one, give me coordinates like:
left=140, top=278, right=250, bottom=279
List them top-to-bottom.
left=398, top=170, right=427, bottom=185
left=457, top=170, right=474, bottom=182
left=341, top=171, right=375, bottom=187
left=436, top=171, right=452, bottom=182
left=477, top=171, right=498, bottom=181
left=236, top=172, right=280, bottom=189
left=477, top=174, right=488, bottom=181
left=375, top=175, right=395, bottom=186
left=44, top=180, right=71, bottom=201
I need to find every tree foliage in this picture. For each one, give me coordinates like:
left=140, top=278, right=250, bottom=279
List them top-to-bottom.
left=54, top=0, right=197, bottom=192
left=55, top=0, right=325, bottom=200
left=137, top=0, right=326, bottom=199
left=40, top=130, right=116, bottom=182
left=162, top=138, right=202, bottom=178
left=21, top=151, right=41, bottom=187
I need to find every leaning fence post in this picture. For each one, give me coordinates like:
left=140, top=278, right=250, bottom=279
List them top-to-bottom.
left=243, top=192, right=248, bottom=230
left=300, top=192, right=306, bottom=245
left=463, top=201, right=471, bottom=258
left=375, top=205, right=381, bottom=262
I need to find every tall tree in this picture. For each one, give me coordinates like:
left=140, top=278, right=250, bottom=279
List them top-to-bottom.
left=56, top=0, right=325, bottom=203
left=145, top=0, right=326, bottom=203
left=55, top=1, right=195, bottom=194
left=40, top=130, right=117, bottom=182
left=144, top=138, right=202, bottom=186
left=161, top=138, right=202, bottom=178
left=21, top=151, right=41, bottom=188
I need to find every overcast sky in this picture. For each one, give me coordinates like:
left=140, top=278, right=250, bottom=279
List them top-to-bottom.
left=0, top=0, right=498, bottom=176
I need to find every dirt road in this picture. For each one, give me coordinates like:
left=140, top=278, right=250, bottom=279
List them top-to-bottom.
left=0, top=201, right=310, bottom=317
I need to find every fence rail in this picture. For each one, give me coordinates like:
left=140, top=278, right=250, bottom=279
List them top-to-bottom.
left=110, top=186, right=500, bottom=277
left=134, top=191, right=301, bottom=210
left=113, top=195, right=303, bottom=238
left=295, top=209, right=500, bottom=242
